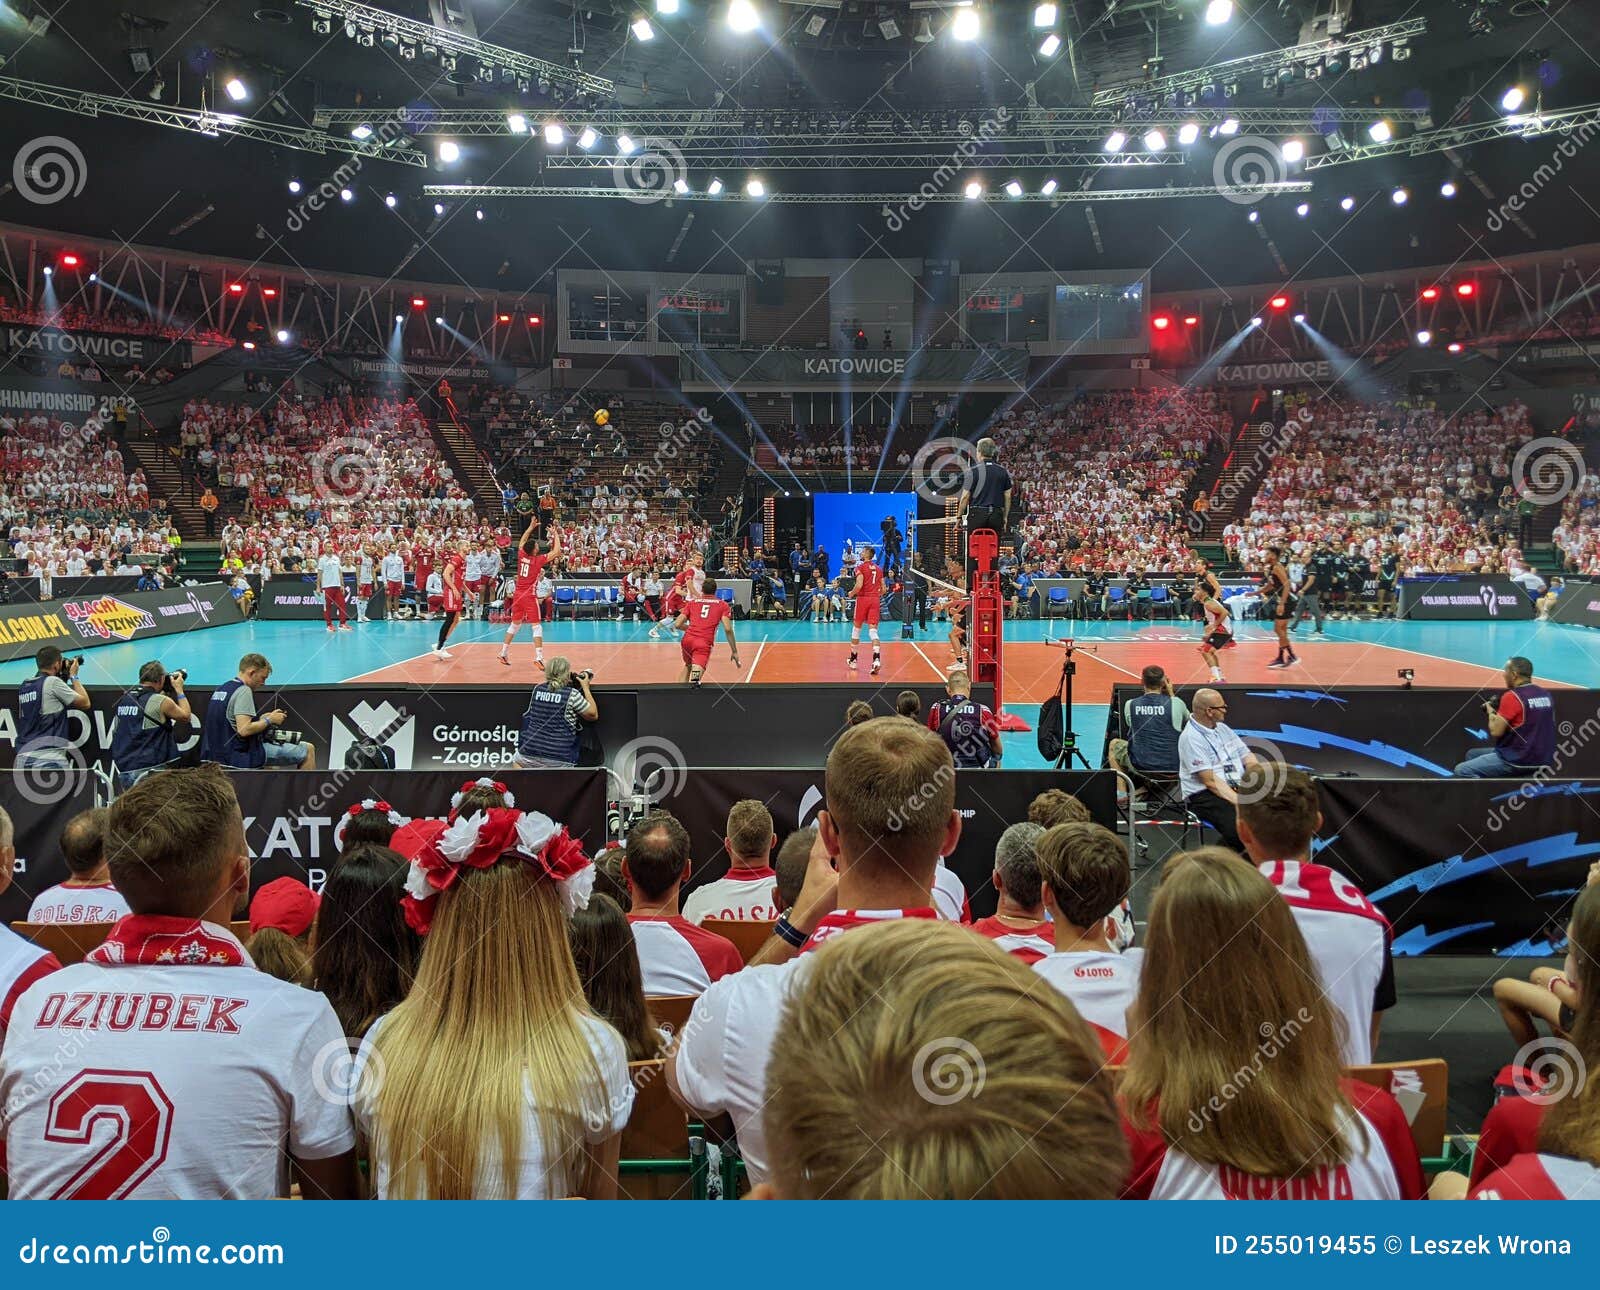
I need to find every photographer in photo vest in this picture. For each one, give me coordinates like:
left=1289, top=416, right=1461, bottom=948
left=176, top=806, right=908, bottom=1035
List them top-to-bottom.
left=16, top=646, right=91, bottom=770
left=201, top=652, right=315, bottom=770
left=513, top=656, right=598, bottom=769
left=1454, top=656, right=1556, bottom=778
left=110, top=661, right=193, bottom=791
left=1109, top=665, right=1189, bottom=782
left=927, top=669, right=1001, bottom=769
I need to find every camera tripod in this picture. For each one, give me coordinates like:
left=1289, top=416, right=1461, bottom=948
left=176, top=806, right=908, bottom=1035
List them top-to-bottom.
left=1044, top=637, right=1093, bottom=770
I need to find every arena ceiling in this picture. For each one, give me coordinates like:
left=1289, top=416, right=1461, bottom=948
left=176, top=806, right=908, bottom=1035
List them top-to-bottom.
left=1, top=0, right=1598, bottom=293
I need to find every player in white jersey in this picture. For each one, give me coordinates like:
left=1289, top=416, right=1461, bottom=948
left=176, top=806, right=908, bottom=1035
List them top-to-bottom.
left=354, top=546, right=376, bottom=622
left=381, top=547, right=406, bottom=605
left=318, top=551, right=350, bottom=631
left=0, top=767, right=358, bottom=1199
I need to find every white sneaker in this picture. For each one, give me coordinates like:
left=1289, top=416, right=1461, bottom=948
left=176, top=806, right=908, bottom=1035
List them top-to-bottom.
left=338, top=624, right=352, bottom=632
left=326, top=625, right=336, bottom=633
left=648, top=628, right=661, bottom=639
left=434, top=647, right=453, bottom=659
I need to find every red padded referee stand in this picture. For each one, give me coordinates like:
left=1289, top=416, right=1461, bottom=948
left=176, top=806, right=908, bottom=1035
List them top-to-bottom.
left=967, top=528, right=1030, bottom=732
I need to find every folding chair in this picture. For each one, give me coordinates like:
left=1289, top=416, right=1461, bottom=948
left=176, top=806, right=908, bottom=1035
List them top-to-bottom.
left=553, top=586, right=578, bottom=620
left=1046, top=587, right=1070, bottom=618
left=699, top=919, right=776, bottom=965
left=1344, top=1059, right=1467, bottom=1176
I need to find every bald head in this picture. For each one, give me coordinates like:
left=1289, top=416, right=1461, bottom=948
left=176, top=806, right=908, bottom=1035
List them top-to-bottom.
left=1192, top=688, right=1226, bottom=725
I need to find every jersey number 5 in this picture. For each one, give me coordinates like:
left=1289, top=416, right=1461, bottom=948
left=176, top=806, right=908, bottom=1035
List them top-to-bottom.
left=45, top=1070, right=175, bottom=1199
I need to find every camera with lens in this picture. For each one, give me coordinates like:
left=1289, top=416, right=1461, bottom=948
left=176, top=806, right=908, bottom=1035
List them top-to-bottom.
left=63, top=654, right=85, bottom=675
left=162, top=667, right=187, bottom=694
left=575, top=669, right=595, bottom=682
left=266, top=727, right=304, bottom=746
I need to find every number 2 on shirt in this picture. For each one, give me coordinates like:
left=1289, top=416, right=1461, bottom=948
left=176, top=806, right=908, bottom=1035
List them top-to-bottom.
left=45, top=1070, right=175, bottom=1199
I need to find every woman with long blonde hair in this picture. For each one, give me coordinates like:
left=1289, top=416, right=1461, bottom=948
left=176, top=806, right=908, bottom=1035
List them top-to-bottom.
left=353, top=808, right=632, bottom=1199
left=1120, top=847, right=1423, bottom=1199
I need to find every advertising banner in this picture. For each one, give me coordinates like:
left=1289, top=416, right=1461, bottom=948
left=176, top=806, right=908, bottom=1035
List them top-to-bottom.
left=0, top=323, right=187, bottom=367
left=682, top=346, right=1029, bottom=391
left=1399, top=574, right=1535, bottom=620
left=257, top=577, right=388, bottom=621
left=0, top=581, right=243, bottom=661
left=1549, top=582, right=1600, bottom=629
left=1106, top=683, right=1600, bottom=779
left=1317, top=776, right=1600, bottom=955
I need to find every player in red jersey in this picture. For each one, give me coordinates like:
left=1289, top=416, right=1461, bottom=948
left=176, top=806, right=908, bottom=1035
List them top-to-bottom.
left=499, top=515, right=561, bottom=671
left=432, top=541, right=466, bottom=659
left=847, top=543, right=885, bottom=676
left=652, top=562, right=704, bottom=640
left=672, top=577, right=741, bottom=686
left=1197, top=593, right=1235, bottom=683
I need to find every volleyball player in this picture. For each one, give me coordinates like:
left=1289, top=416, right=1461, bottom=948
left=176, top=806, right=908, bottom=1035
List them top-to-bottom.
left=500, top=515, right=561, bottom=670
left=432, top=541, right=466, bottom=660
left=846, top=543, right=884, bottom=676
left=354, top=544, right=376, bottom=624
left=1263, top=546, right=1298, bottom=669
left=1191, top=556, right=1222, bottom=623
left=651, top=561, right=703, bottom=641
left=673, top=577, right=741, bottom=686
left=1198, top=593, right=1234, bottom=683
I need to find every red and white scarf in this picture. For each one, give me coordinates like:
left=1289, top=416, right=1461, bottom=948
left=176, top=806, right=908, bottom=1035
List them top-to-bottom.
left=1259, top=860, right=1390, bottom=933
left=802, top=907, right=939, bottom=953
left=87, top=916, right=250, bottom=968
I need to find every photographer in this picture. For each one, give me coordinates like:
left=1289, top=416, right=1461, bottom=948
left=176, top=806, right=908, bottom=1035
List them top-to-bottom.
left=16, top=645, right=91, bottom=769
left=200, top=651, right=316, bottom=770
left=513, top=656, right=598, bottom=769
left=110, top=661, right=192, bottom=790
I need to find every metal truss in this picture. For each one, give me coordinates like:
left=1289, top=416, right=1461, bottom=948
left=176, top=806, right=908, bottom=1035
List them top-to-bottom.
left=292, top=0, right=613, bottom=98
left=1090, top=17, right=1429, bottom=108
left=0, top=76, right=429, bottom=166
left=1304, top=102, right=1600, bottom=169
left=315, top=103, right=1433, bottom=144
left=545, top=152, right=1187, bottom=170
left=423, top=181, right=1313, bottom=203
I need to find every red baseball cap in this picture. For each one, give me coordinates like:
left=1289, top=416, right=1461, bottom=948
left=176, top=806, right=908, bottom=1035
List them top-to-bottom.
left=249, top=877, right=321, bottom=938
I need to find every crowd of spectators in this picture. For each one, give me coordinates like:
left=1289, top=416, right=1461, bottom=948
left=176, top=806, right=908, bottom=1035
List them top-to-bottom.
left=1553, top=471, right=1600, bottom=575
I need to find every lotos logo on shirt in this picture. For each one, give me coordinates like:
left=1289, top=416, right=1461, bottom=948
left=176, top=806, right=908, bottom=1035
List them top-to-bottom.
left=1074, top=964, right=1115, bottom=979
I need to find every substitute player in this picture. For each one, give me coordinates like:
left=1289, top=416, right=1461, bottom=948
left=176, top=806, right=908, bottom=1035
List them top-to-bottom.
left=500, top=516, right=561, bottom=670
left=432, top=541, right=466, bottom=659
left=846, top=543, right=885, bottom=676
left=382, top=544, right=405, bottom=609
left=354, top=545, right=376, bottom=624
left=318, top=548, right=350, bottom=632
left=673, top=577, right=741, bottom=686
left=1198, top=592, right=1235, bottom=683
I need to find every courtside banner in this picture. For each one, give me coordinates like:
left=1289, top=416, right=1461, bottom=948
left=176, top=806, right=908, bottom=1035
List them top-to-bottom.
left=1398, top=574, right=1535, bottom=620
left=257, top=577, right=388, bottom=621
left=0, top=581, right=242, bottom=662
left=1549, top=582, right=1600, bottom=628
left=1106, top=684, right=1600, bottom=779
left=667, top=767, right=1120, bottom=918
left=0, top=768, right=96, bottom=925
left=224, top=768, right=607, bottom=893
left=1316, top=776, right=1600, bottom=956
left=0, top=1200, right=1589, bottom=1275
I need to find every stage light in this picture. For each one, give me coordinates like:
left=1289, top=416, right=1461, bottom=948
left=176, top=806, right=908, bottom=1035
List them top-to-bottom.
left=657, top=0, right=679, bottom=11
left=727, top=0, right=759, bottom=33
left=1205, top=0, right=1232, bottom=24
left=1033, top=3, right=1056, bottom=26
left=951, top=6, right=979, bottom=41
left=632, top=16, right=655, bottom=40
left=1038, top=33, right=1060, bottom=56
left=224, top=76, right=248, bottom=102
left=1501, top=85, right=1526, bottom=113
left=507, top=113, right=527, bottom=133
left=1219, top=116, right=1240, bottom=135
left=1367, top=119, right=1391, bottom=143
left=1178, top=121, right=1200, bottom=145
left=544, top=122, right=566, bottom=146
left=350, top=123, right=373, bottom=140
left=578, top=126, right=598, bottom=149
left=1143, top=128, right=1166, bottom=151
left=1103, top=130, right=1127, bottom=153
left=617, top=134, right=636, bottom=154
left=1280, top=138, right=1305, bottom=164
left=437, top=140, right=460, bottom=163
left=673, top=177, right=689, bottom=194
left=707, top=177, right=724, bottom=195
left=746, top=178, right=766, bottom=197
left=1040, top=178, right=1058, bottom=195
left=288, top=179, right=301, bottom=193
left=964, top=179, right=983, bottom=199
left=1003, top=179, right=1022, bottom=197
left=1440, top=180, right=1457, bottom=198
left=1391, top=186, right=1409, bottom=205
left=340, top=187, right=354, bottom=202
left=384, top=193, right=397, bottom=208
left=1340, top=195, right=1355, bottom=211
left=433, top=202, right=445, bottom=216
left=1296, top=203, right=1309, bottom=217
left=474, top=207, right=485, bottom=221
left=1247, top=210, right=1259, bottom=223
left=60, top=253, right=79, bottom=268
left=88, top=273, right=97, bottom=282
left=228, top=282, right=245, bottom=294
left=1457, top=282, right=1476, bottom=298
left=1421, top=286, right=1439, bottom=301
left=262, top=287, right=277, bottom=297
left=1269, top=295, right=1289, bottom=310
left=412, top=297, right=427, bottom=308
left=395, top=313, right=403, bottom=322
left=1293, top=313, right=1306, bottom=323
left=498, top=314, right=511, bottom=323
left=528, top=314, right=542, bottom=325
left=1152, top=314, right=1172, bottom=330
left=1183, top=315, right=1199, bottom=326
left=1250, top=316, right=1262, bottom=326
left=275, top=328, right=290, bottom=343
left=1416, top=330, right=1432, bottom=345
left=241, top=340, right=255, bottom=350
left=1448, top=341, right=1463, bottom=353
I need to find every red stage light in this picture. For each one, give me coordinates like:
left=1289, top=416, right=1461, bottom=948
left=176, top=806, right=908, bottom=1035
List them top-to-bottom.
left=60, top=253, right=80, bottom=268
left=228, top=282, right=245, bottom=294
left=1456, top=282, right=1476, bottom=298
left=262, top=286, right=278, bottom=298
left=1421, top=286, right=1439, bottom=301
left=1269, top=295, right=1289, bottom=310
left=411, top=297, right=427, bottom=308
left=497, top=313, right=511, bottom=323
left=527, top=314, right=542, bottom=326
left=1152, top=314, right=1172, bottom=330
left=1183, top=315, right=1199, bottom=326
left=1447, top=342, right=1463, bottom=353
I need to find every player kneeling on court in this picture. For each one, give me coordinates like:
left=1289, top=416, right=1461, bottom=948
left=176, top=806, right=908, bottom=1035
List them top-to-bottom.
left=673, top=578, right=740, bottom=687
left=513, top=657, right=598, bottom=769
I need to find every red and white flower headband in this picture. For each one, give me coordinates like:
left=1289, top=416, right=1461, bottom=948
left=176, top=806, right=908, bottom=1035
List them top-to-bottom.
left=449, top=777, right=516, bottom=819
left=334, top=798, right=411, bottom=850
left=396, top=807, right=592, bottom=936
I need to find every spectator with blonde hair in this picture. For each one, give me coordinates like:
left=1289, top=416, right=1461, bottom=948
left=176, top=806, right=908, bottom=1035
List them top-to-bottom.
left=1028, top=787, right=1092, bottom=829
left=1120, top=847, right=1424, bottom=1199
left=753, top=919, right=1127, bottom=1199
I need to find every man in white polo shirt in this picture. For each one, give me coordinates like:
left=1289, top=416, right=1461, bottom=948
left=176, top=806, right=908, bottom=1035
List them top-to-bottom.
left=318, top=549, right=350, bottom=632
left=1177, top=686, right=1259, bottom=853
left=667, top=718, right=961, bottom=1185
left=1235, top=763, right=1393, bottom=1065
left=0, top=765, right=358, bottom=1199
left=683, top=800, right=780, bottom=924
left=0, top=806, right=61, bottom=1040
left=26, top=806, right=129, bottom=926
left=624, top=812, right=743, bottom=996
left=1031, top=822, right=1141, bottom=1063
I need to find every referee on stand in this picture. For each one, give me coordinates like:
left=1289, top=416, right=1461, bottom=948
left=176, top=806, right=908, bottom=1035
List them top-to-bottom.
left=958, top=436, right=1012, bottom=576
